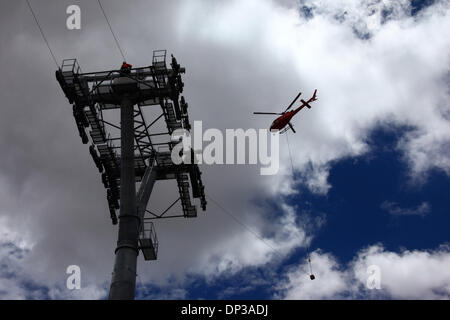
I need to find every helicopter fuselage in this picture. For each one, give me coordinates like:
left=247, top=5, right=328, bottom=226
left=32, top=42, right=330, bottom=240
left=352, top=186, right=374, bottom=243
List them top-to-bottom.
left=270, top=108, right=302, bottom=132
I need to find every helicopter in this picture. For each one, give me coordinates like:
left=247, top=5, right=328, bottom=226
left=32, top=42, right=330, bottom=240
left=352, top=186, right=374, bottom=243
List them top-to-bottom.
left=254, top=89, right=317, bottom=133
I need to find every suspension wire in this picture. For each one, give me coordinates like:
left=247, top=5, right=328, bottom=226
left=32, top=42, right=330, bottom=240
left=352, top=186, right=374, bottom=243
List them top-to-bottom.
left=25, top=0, right=59, bottom=68
left=97, top=0, right=127, bottom=61
left=286, top=130, right=295, bottom=176
left=285, top=132, right=315, bottom=279
left=206, top=193, right=313, bottom=278
left=206, top=194, right=281, bottom=258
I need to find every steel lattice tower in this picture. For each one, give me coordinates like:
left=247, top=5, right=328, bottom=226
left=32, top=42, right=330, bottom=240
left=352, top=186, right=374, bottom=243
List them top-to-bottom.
left=56, top=50, right=207, bottom=299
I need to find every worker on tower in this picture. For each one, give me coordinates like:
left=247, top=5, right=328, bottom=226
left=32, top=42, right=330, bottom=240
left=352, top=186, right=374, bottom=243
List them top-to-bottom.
left=120, top=62, right=132, bottom=74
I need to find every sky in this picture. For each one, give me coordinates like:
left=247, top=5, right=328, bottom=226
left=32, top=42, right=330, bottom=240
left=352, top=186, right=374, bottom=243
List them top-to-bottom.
left=0, top=0, right=449, bottom=300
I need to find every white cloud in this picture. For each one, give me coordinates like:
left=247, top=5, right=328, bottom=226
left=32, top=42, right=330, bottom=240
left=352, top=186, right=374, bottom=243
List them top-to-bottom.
left=0, top=0, right=449, bottom=298
left=177, top=0, right=450, bottom=192
left=298, top=0, right=413, bottom=35
left=300, top=164, right=332, bottom=195
left=381, top=201, right=431, bottom=217
left=188, top=204, right=306, bottom=278
left=0, top=234, right=107, bottom=300
left=276, top=244, right=450, bottom=299
left=353, top=244, right=450, bottom=299
left=275, top=250, right=350, bottom=299
left=47, top=285, right=107, bottom=300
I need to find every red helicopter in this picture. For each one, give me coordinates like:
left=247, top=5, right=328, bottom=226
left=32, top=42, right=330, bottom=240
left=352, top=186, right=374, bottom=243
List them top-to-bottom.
left=254, top=89, right=317, bottom=133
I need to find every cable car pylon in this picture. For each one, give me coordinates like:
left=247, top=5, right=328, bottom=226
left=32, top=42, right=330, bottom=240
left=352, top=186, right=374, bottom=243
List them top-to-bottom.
left=56, top=50, right=207, bottom=299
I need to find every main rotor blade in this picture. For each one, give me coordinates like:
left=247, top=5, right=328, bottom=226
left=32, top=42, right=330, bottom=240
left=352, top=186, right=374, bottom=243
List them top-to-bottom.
left=284, top=92, right=302, bottom=112
left=254, top=112, right=282, bottom=115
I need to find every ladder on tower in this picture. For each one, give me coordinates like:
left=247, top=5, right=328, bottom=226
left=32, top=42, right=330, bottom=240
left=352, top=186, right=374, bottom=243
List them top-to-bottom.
left=152, top=50, right=168, bottom=90
left=163, top=102, right=182, bottom=133
left=177, top=173, right=197, bottom=218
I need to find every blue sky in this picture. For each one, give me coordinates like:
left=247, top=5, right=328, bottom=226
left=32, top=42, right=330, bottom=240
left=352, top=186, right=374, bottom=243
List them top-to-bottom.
left=302, top=125, right=450, bottom=261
